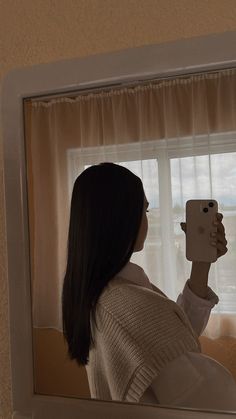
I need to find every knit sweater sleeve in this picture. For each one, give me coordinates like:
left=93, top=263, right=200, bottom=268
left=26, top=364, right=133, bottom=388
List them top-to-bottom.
left=95, top=283, right=201, bottom=403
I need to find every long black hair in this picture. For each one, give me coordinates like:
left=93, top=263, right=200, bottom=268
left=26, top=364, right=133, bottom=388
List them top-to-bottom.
left=62, top=162, right=144, bottom=365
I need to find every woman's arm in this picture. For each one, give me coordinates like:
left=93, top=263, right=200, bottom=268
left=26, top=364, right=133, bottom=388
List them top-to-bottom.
left=188, top=261, right=211, bottom=299
left=151, top=262, right=219, bottom=336
left=176, top=278, right=219, bottom=336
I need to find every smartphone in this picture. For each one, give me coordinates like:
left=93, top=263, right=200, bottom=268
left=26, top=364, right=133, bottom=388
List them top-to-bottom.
left=186, top=199, right=218, bottom=262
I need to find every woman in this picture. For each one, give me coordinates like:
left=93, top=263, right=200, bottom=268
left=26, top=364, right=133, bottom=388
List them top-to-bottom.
left=62, top=162, right=236, bottom=410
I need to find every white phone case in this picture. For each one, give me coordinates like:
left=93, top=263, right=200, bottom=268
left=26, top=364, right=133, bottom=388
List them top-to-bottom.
left=186, top=199, right=218, bottom=262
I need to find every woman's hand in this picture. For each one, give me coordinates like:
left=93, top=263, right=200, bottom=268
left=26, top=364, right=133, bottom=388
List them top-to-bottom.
left=180, top=212, right=228, bottom=261
left=180, top=212, right=228, bottom=298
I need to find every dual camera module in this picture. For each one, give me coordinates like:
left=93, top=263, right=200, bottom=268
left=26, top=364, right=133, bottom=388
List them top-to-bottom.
left=203, top=201, right=214, bottom=213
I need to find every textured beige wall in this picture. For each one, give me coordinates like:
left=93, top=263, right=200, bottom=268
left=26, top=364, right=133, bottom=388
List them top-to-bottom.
left=1, top=1, right=236, bottom=417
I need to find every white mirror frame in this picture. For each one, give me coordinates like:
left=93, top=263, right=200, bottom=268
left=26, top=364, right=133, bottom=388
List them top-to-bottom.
left=2, top=32, right=236, bottom=419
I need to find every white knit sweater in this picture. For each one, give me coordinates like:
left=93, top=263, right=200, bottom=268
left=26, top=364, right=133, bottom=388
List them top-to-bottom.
left=86, top=267, right=201, bottom=403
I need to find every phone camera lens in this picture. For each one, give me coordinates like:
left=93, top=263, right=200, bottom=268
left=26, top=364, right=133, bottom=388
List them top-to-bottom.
left=209, top=202, right=214, bottom=207
left=203, top=207, right=208, bottom=213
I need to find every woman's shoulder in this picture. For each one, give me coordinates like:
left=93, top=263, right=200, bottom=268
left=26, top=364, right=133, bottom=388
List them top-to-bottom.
left=97, top=276, right=177, bottom=321
left=97, top=276, right=200, bottom=343
left=100, top=276, right=168, bottom=303
left=95, top=278, right=201, bottom=362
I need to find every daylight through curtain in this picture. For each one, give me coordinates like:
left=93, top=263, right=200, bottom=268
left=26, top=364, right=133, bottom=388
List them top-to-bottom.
left=24, top=69, right=236, bottom=339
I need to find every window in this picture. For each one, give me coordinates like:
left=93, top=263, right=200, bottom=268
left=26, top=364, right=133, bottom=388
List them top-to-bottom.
left=67, top=133, right=236, bottom=312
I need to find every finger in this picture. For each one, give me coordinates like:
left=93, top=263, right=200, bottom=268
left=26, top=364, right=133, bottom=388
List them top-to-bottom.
left=213, top=213, right=223, bottom=226
left=216, top=213, right=223, bottom=221
left=212, top=219, right=225, bottom=234
left=180, top=222, right=186, bottom=232
left=218, top=222, right=225, bottom=234
left=211, top=228, right=227, bottom=239
left=211, top=232, right=227, bottom=246
left=219, top=233, right=227, bottom=245
left=216, top=237, right=227, bottom=247
left=217, top=237, right=228, bottom=246
left=211, top=240, right=228, bottom=253
left=217, top=245, right=228, bottom=256
left=217, top=249, right=228, bottom=259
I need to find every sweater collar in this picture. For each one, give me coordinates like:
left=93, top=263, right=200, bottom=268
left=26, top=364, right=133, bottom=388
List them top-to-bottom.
left=114, top=261, right=153, bottom=290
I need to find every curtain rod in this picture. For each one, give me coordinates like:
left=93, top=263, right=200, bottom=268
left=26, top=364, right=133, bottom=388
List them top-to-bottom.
left=26, top=63, right=236, bottom=103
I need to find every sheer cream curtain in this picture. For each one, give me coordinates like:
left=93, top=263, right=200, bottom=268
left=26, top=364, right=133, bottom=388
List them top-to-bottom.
left=24, top=69, right=236, bottom=339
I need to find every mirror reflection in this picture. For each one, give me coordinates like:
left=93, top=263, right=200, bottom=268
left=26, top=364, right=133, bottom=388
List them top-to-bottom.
left=24, top=69, right=236, bottom=411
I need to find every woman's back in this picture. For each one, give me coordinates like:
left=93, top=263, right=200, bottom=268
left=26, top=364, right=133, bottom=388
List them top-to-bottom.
left=86, top=262, right=236, bottom=410
left=86, top=267, right=200, bottom=402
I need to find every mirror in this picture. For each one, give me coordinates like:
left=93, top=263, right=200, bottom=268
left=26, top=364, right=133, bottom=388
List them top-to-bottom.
left=3, top=34, right=236, bottom=417
left=23, top=68, right=236, bottom=411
